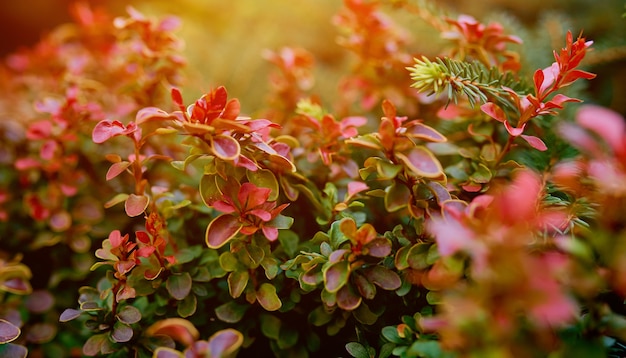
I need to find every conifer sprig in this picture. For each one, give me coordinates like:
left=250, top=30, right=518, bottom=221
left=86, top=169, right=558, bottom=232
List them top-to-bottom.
left=407, top=56, right=525, bottom=110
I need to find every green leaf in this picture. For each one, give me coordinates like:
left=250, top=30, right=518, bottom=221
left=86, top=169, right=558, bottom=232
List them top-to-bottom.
left=396, top=146, right=444, bottom=178
left=247, top=169, right=279, bottom=201
left=200, top=174, right=221, bottom=207
left=385, top=182, right=410, bottom=212
left=104, top=193, right=129, bottom=209
left=206, top=214, right=242, bottom=249
left=278, top=230, right=299, bottom=257
left=219, top=251, right=241, bottom=272
left=324, top=260, right=350, bottom=293
left=228, top=271, right=249, bottom=298
left=166, top=273, right=192, bottom=300
left=257, top=283, right=282, bottom=311
left=177, top=294, right=197, bottom=318
left=215, top=301, right=249, bottom=323
left=354, top=302, right=379, bottom=325
left=116, top=305, right=141, bottom=324
left=308, top=306, right=333, bottom=326
left=260, top=314, right=282, bottom=340
left=0, top=319, right=20, bottom=344
left=111, top=322, right=133, bottom=343
left=382, top=326, right=404, bottom=344
left=277, top=328, right=299, bottom=349
left=407, top=341, right=445, bottom=358
left=345, top=342, right=371, bottom=358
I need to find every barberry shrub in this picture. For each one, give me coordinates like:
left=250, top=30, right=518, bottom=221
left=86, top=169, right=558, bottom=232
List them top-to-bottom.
left=1, top=1, right=626, bottom=357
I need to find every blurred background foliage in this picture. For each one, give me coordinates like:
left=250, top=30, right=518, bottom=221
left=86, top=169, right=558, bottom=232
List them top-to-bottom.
left=2, top=0, right=625, bottom=115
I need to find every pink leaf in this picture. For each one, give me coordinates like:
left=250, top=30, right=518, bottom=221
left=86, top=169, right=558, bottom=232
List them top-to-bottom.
left=480, top=102, right=506, bottom=123
left=576, top=104, right=626, bottom=152
left=135, top=107, right=172, bottom=125
left=92, top=119, right=126, bottom=143
left=504, top=121, right=526, bottom=137
left=405, top=122, right=447, bottom=142
left=211, top=135, right=240, bottom=161
left=520, top=135, right=548, bottom=151
left=395, top=146, right=444, bottom=178
left=106, top=161, right=131, bottom=181
left=346, top=181, right=369, bottom=201
left=125, top=194, right=149, bottom=217
left=248, top=208, right=272, bottom=222
left=205, top=214, right=242, bottom=249
left=262, top=226, right=279, bottom=241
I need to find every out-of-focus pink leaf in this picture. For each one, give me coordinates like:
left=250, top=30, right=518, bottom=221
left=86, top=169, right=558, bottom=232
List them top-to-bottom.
left=576, top=104, right=625, bottom=153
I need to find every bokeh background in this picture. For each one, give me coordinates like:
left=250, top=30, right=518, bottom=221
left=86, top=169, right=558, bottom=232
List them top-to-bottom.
left=1, top=0, right=625, bottom=114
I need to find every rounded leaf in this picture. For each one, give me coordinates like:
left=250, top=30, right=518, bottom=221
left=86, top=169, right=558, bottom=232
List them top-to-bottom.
left=211, top=134, right=240, bottom=161
left=396, top=146, right=444, bottom=178
left=125, top=194, right=149, bottom=217
left=206, top=214, right=243, bottom=249
left=323, top=260, right=350, bottom=293
left=363, top=266, right=401, bottom=290
left=166, top=273, right=192, bottom=301
left=256, top=283, right=282, bottom=311
left=116, top=305, right=142, bottom=324
left=145, top=318, right=199, bottom=347
left=0, top=319, right=20, bottom=344
left=111, top=322, right=133, bottom=343
left=207, top=329, right=244, bottom=358
left=0, top=343, right=28, bottom=358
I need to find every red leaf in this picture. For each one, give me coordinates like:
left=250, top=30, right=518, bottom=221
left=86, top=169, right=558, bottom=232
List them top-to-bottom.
left=533, top=68, right=544, bottom=96
left=171, top=87, right=184, bottom=107
left=221, top=99, right=241, bottom=120
left=521, top=135, right=548, bottom=151
left=238, top=183, right=271, bottom=210
left=125, top=194, right=149, bottom=217
left=205, top=214, right=242, bottom=249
